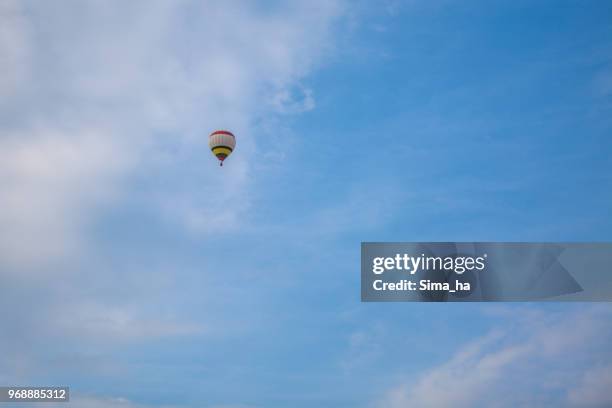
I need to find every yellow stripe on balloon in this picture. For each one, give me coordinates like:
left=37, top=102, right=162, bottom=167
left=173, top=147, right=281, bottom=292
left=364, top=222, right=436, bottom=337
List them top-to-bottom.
left=212, top=146, right=232, bottom=156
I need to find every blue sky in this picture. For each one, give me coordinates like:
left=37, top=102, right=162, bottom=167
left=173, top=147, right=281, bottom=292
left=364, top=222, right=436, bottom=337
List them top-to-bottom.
left=1, top=1, right=612, bottom=407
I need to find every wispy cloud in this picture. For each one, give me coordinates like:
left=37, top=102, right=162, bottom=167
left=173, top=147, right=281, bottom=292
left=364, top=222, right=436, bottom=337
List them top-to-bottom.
left=0, top=0, right=345, bottom=268
left=0, top=0, right=348, bottom=386
left=376, top=305, right=612, bottom=408
left=568, top=364, right=612, bottom=407
left=45, top=395, right=178, bottom=408
left=46, top=395, right=258, bottom=408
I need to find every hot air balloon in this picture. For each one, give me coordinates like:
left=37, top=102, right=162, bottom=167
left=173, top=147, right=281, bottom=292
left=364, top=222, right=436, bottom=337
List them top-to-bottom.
left=209, top=130, right=236, bottom=166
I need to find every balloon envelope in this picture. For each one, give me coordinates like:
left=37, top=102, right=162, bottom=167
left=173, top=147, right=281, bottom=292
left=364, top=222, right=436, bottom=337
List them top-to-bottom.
left=209, top=130, right=236, bottom=166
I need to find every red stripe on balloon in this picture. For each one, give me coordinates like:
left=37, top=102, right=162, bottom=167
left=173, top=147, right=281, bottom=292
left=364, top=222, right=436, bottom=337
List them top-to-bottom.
left=210, top=130, right=235, bottom=138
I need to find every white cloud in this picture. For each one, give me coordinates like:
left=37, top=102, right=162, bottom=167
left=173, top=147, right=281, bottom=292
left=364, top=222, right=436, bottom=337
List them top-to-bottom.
left=0, top=0, right=345, bottom=267
left=0, top=0, right=348, bottom=384
left=0, top=0, right=31, bottom=96
left=270, top=86, right=316, bottom=114
left=0, top=127, right=129, bottom=269
left=54, top=302, right=205, bottom=341
left=377, top=306, right=612, bottom=408
left=340, top=326, right=385, bottom=372
left=568, top=364, right=612, bottom=407
left=44, top=395, right=177, bottom=408
left=44, top=395, right=259, bottom=408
